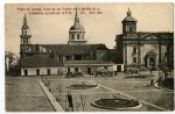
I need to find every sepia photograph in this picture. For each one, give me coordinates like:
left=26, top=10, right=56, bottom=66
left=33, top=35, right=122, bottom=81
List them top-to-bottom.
left=5, top=3, right=174, bottom=112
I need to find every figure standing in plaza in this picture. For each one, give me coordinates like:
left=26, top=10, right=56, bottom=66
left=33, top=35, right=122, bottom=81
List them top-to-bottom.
left=67, top=91, right=74, bottom=111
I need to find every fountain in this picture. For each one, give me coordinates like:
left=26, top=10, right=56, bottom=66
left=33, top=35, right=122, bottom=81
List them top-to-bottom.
left=67, top=81, right=98, bottom=90
left=91, top=98, right=142, bottom=110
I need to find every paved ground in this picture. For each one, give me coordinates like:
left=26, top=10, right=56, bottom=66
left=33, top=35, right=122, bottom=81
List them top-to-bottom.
left=5, top=71, right=174, bottom=112
left=47, top=72, right=174, bottom=111
left=5, top=76, right=54, bottom=112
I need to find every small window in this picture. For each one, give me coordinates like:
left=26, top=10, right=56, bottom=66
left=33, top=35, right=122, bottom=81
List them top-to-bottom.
left=130, top=27, right=133, bottom=32
left=72, top=34, right=74, bottom=40
left=77, top=34, right=80, bottom=39
left=82, top=34, right=84, bottom=39
left=133, top=47, right=137, bottom=53
left=74, top=55, right=82, bottom=60
left=66, top=56, right=70, bottom=60
left=133, top=57, right=137, bottom=63
left=104, top=66, right=107, bottom=70
left=68, top=67, right=70, bottom=72
left=75, top=67, right=79, bottom=72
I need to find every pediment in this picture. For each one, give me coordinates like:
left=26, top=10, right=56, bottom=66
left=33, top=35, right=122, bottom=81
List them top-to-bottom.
left=142, top=34, right=160, bottom=41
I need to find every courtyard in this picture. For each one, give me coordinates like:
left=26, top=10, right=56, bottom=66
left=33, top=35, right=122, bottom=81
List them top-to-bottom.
left=5, top=72, right=174, bottom=112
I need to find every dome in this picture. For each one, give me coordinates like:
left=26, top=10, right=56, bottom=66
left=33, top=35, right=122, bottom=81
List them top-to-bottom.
left=69, top=7, right=85, bottom=31
left=122, top=8, right=137, bottom=22
left=122, top=16, right=137, bottom=22
left=70, top=23, right=84, bottom=31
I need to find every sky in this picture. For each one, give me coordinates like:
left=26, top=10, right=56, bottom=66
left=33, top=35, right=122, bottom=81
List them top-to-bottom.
left=5, top=3, right=174, bottom=55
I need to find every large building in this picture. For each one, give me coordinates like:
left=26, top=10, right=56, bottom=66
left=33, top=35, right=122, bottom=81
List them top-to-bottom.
left=20, top=8, right=121, bottom=76
left=115, top=9, right=174, bottom=71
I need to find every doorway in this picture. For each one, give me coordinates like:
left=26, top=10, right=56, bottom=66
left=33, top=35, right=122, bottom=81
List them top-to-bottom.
left=117, top=65, right=121, bottom=72
left=87, top=67, right=91, bottom=74
left=36, top=69, right=40, bottom=76
left=47, top=69, right=51, bottom=75
left=24, top=70, right=28, bottom=76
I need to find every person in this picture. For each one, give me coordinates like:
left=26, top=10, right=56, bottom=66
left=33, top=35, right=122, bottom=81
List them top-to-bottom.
left=67, top=91, right=73, bottom=111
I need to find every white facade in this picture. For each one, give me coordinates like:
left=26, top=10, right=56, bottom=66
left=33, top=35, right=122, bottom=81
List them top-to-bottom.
left=21, top=64, right=124, bottom=76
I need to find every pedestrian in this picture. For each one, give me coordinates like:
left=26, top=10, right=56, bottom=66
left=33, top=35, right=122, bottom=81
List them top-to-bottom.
left=67, top=91, right=74, bottom=111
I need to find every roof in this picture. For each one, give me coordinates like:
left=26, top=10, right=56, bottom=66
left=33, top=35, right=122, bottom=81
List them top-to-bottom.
left=70, top=7, right=85, bottom=31
left=122, top=9, right=137, bottom=22
left=122, top=16, right=137, bottom=22
left=70, top=23, right=84, bottom=31
left=116, top=32, right=173, bottom=41
left=21, top=44, right=110, bottom=67
left=37, top=44, right=108, bottom=55
left=21, top=55, right=62, bottom=67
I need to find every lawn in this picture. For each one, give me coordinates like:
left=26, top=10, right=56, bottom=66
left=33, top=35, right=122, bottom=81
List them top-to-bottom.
left=5, top=76, right=54, bottom=112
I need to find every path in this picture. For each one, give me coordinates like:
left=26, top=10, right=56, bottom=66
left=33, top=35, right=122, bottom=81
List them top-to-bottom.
left=39, top=80, right=64, bottom=112
left=99, top=84, right=166, bottom=111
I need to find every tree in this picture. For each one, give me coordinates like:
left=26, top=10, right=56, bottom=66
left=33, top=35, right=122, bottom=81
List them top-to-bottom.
left=56, top=83, right=63, bottom=101
left=79, top=94, right=87, bottom=111
left=75, top=101, right=80, bottom=111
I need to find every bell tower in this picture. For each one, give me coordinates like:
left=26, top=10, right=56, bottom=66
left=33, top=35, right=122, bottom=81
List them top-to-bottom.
left=68, top=7, right=86, bottom=45
left=122, top=8, right=137, bottom=35
left=20, top=14, right=31, bottom=45
left=20, top=14, right=32, bottom=54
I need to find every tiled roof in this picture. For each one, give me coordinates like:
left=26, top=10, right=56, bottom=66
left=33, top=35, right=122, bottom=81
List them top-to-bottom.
left=21, top=44, right=110, bottom=67
left=38, top=44, right=108, bottom=55
left=21, top=55, right=62, bottom=67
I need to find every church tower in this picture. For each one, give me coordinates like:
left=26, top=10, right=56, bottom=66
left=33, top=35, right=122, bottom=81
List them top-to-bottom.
left=68, top=7, right=86, bottom=45
left=122, top=8, right=137, bottom=35
left=20, top=14, right=31, bottom=53
left=20, top=14, right=31, bottom=45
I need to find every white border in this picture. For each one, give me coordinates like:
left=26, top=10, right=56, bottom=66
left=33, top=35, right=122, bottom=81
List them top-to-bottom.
left=1, top=0, right=174, bottom=114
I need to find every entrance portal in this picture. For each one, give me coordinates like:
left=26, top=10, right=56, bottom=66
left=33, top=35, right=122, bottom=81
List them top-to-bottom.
left=145, top=50, right=157, bottom=69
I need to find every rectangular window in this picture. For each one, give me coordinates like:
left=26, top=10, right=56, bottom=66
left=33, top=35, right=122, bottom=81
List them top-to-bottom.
left=72, top=34, right=74, bottom=40
left=77, top=34, right=80, bottom=39
left=133, top=47, right=137, bottom=53
left=74, top=55, right=82, bottom=60
left=66, top=56, right=71, bottom=60
left=133, top=57, right=137, bottom=63
left=104, top=66, right=107, bottom=70
left=68, top=67, right=70, bottom=72
left=75, top=67, right=78, bottom=72
left=87, top=67, right=91, bottom=74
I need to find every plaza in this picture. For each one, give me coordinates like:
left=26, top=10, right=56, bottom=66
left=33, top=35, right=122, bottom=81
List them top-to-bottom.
left=6, top=71, right=174, bottom=111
